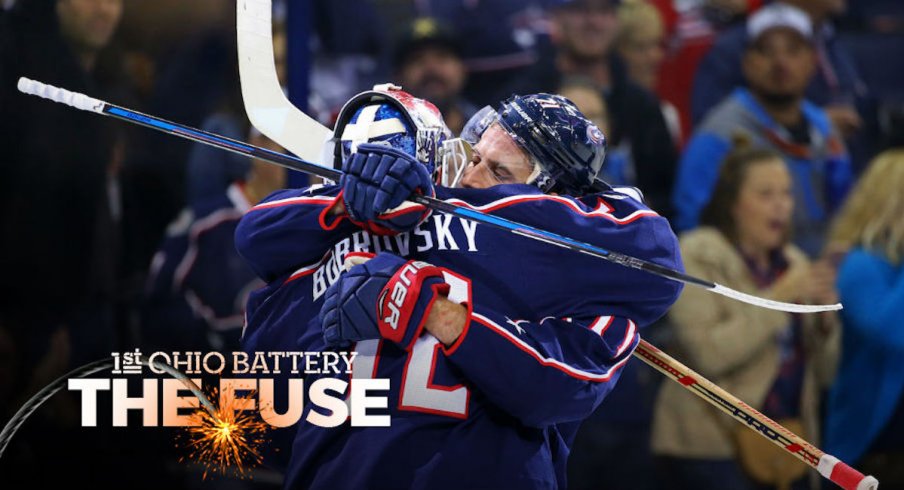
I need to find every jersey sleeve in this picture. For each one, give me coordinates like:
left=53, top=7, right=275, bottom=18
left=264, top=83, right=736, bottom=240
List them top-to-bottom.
left=440, top=184, right=684, bottom=327
left=234, top=185, right=358, bottom=282
left=142, top=213, right=209, bottom=349
left=442, top=303, right=639, bottom=429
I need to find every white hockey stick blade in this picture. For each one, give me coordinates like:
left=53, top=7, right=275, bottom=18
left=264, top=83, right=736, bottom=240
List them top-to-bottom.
left=237, top=0, right=332, bottom=163
left=17, top=77, right=105, bottom=114
left=711, top=284, right=842, bottom=313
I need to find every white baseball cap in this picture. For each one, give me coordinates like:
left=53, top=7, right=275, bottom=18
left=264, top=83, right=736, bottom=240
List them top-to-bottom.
left=747, top=3, right=813, bottom=43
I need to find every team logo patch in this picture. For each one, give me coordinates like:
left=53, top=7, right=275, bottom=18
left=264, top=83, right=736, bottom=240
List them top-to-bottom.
left=587, top=125, right=605, bottom=145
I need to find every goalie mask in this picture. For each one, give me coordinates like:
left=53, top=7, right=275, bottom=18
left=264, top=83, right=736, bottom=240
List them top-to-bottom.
left=331, top=84, right=452, bottom=182
left=441, top=93, right=608, bottom=195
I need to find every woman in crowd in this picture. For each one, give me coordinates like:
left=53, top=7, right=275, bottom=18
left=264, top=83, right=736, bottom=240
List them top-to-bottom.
left=616, top=0, right=682, bottom=145
left=651, top=136, right=840, bottom=489
left=824, top=149, right=904, bottom=487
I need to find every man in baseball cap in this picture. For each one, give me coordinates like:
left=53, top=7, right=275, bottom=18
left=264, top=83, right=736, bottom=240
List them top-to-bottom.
left=674, top=0, right=854, bottom=256
left=744, top=3, right=816, bottom=109
left=747, top=3, right=814, bottom=46
left=393, top=18, right=476, bottom=135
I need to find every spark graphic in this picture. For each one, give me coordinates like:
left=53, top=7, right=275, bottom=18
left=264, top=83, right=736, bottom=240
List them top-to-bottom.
left=177, top=387, right=269, bottom=479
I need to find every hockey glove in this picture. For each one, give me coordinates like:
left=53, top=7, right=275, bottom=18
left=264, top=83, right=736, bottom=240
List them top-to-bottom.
left=340, top=143, right=433, bottom=235
left=321, top=252, right=450, bottom=350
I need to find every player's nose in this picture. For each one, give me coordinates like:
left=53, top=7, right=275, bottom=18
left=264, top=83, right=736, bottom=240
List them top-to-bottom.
left=460, top=162, right=487, bottom=189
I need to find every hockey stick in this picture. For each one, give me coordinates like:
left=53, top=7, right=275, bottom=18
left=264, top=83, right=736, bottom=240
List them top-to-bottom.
left=231, top=0, right=840, bottom=314
left=236, top=0, right=331, bottom=162
left=16, top=77, right=841, bottom=315
left=19, top=79, right=870, bottom=488
left=348, top=253, right=876, bottom=490
left=633, top=341, right=878, bottom=490
left=0, top=356, right=217, bottom=460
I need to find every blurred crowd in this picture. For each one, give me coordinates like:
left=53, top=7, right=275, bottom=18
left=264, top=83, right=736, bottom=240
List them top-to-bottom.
left=1, top=0, right=903, bottom=488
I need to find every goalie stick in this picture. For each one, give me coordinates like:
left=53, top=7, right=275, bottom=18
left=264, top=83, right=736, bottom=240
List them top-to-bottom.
left=236, top=0, right=331, bottom=162
left=231, top=1, right=844, bottom=316
left=16, top=76, right=841, bottom=315
left=635, top=340, right=878, bottom=490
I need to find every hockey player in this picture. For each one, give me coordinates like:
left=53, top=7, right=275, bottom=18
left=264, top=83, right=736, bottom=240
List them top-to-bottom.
left=235, top=86, right=683, bottom=489
left=144, top=129, right=286, bottom=352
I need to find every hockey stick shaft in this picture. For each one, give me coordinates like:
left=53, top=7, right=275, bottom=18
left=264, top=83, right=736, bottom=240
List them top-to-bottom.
left=232, top=0, right=841, bottom=314
left=16, top=77, right=340, bottom=182
left=17, top=77, right=839, bottom=314
left=633, top=340, right=878, bottom=490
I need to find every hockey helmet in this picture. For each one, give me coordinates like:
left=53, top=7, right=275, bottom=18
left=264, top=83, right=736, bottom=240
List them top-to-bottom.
left=331, top=84, right=452, bottom=181
left=441, top=93, right=607, bottom=195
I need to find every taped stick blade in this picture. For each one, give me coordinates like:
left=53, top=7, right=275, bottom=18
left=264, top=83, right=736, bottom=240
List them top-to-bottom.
left=711, top=283, right=842, bottom=313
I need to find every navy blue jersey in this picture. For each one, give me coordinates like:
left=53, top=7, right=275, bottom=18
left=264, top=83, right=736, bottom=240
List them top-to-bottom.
left=145, top=183, right=260, bottom=350
left=236, top=184, right=683, bottom=489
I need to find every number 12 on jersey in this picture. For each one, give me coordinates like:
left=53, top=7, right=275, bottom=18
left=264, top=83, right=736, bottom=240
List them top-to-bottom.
left=348, top=271, right=472, bottom=419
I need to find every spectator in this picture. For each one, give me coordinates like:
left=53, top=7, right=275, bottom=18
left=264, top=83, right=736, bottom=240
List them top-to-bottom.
left=0, top=0, right=128, bottom=372
left=0, top=0, right=136, bottom=483
left=309, top=0, right=390, bottom=120
left=414, top=0, right=557, bottom=107
left=511, top=0, right=678, bottom=216
left=616, top=0, right=682, bottom=144
left=652, top=0, right=763, bottom=143
left=691, top=1, right=870, bottom=156
left=835, top=1, right=904, bottom=155
left=672, top=4, right=853, bottom=256
left=393, top=17, right=477, bottom=135
left=557, top=77, right=631, bottom=187
left=558, top=77, right=610, bottom=134
left=143, top=130, right=286, bottom=353
left=653, top=137, right=839, bottom=490
left=823, top=149, right=904, bottom=488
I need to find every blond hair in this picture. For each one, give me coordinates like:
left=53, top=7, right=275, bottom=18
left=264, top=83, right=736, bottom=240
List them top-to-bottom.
left=617, top=0, right=664, bottom=45
left=829, top=150, right=904, bottom=264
